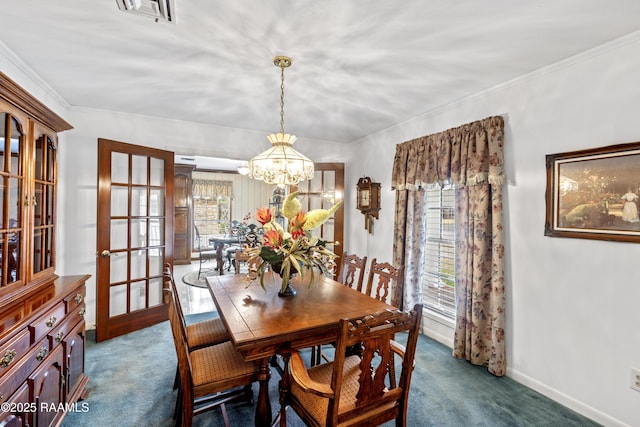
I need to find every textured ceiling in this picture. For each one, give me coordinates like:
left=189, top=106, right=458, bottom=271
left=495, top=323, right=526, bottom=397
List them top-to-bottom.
left=2, top=1, right=640, bottom=143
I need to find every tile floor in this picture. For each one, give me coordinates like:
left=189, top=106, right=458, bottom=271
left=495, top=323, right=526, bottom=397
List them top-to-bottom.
left=172, top=262, right=217, bottom=315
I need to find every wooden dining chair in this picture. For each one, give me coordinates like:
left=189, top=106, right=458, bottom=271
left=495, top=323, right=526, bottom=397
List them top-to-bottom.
left=312, top=252, right=368, bottom=366
left=336, top=252, right=367, bottom=291
left=365, top=258, right=405, bottom=308
left=164, top=264, right=230, bottom=351
left=164, top=264, right=232, bottom=393
left=165, top=284, right=260, bottom=427
left=277, top=304, right=423, bottom=427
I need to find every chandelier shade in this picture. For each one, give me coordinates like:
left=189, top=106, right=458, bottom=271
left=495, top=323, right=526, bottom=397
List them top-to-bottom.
left=247, top=56, right=314, bottom=185
left=248, top=132, right=314, bottom=185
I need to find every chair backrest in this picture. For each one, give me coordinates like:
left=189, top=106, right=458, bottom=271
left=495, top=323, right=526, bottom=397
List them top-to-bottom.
left=194, top=225, right=203, bottom=250
left=244, top=229, right=259, bottom=248
left=337, top=252, right=367, bottom=292
left=365, top=258, right=404, bottom=308
left=163, top=264, right=189, bottom=339
left=164, top=275, right=195, bottom=404
left=328, top=304, right=423, bottom=426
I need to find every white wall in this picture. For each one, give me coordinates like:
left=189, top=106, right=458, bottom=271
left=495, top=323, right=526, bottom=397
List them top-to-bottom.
left=343, top=32, right=640, bottom=427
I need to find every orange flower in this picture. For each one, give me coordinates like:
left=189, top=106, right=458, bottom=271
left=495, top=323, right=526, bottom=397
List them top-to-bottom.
left=255, top=207, right=272, bottom=225
left=290, top=211, right=307, bottom=239
left=262, top=229, right=282, bottom=248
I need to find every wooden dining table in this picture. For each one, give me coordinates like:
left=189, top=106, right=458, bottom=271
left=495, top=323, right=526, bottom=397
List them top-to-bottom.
left=206, top=272, right=394, bottom=427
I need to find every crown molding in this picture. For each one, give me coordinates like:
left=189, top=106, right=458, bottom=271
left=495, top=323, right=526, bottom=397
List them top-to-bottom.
left=0, top=41, right=71, bottom=112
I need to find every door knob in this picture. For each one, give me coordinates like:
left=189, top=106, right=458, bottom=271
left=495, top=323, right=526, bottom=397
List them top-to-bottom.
left=100, top=250, right=111, bottom=258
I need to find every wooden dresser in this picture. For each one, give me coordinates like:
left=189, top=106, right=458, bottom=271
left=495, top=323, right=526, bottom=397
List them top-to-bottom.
left=1, top=73, right=90, bottom=426
left=0, top=275, right=89, bottom=426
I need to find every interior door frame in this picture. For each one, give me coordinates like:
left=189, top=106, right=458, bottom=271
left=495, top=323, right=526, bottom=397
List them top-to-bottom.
left=95, top=138, right=174, bottom=342
left=293, top=162, right=344, bottom=277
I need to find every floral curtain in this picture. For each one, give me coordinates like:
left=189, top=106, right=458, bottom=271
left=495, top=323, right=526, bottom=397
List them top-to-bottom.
left=391, top=116, right=506, bottom=376
left=192, top=179, right=233, bottom=200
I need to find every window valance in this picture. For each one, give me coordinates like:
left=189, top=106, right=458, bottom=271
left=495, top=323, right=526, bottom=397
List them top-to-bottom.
left=391, top=116, right=504, bottom=190
left=192, top=179, right=233, bottom=200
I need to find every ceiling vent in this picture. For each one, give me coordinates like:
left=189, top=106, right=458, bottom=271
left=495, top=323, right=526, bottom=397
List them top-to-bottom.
left=116, top=0, right=175, bottom=23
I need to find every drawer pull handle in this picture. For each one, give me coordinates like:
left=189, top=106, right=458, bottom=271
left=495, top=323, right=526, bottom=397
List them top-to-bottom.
left=74, top=293, right=83, bottom=304
left=79, top=308, right=86, bottom=317
left=46, top=315, right=57, bottom=328
left=55, top=331, right=65, bottom=343
left=36, top=346, right=48, bottom=361
left=1, top=349, right=16, bottom=368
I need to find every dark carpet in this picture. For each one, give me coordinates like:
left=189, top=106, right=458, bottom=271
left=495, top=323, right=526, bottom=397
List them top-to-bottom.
left=62, top=313, right=600, bottom=427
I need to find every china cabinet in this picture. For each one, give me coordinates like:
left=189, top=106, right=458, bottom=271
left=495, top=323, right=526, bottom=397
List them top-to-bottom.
left=0, top=72, right=89, bottom=426
left=173, top=164, right=194, bottom=265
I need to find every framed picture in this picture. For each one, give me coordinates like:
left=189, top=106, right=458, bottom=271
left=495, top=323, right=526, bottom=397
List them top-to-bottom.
left=545, top=141, right=640, bottom=242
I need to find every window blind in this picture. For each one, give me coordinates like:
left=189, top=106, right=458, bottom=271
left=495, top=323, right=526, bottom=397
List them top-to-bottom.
left=422, top=185, right=456, bottom=319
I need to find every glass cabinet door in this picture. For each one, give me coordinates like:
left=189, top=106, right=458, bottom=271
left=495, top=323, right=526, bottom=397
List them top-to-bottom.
left=0, top=111, right=26, bottom=287
left=32, top=133, right=57, bottom=276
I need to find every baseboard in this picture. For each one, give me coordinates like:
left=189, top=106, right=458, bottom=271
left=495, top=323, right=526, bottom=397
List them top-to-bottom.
left=422, top=310, right=455, bottom=348
left=506, top=368, right=628, bottom=427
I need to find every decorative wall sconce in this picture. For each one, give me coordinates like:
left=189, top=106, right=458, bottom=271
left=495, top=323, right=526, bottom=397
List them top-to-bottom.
left=356, top=177, right=381, bottom=234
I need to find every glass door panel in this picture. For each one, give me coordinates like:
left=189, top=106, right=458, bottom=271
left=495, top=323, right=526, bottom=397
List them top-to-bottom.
left=0, top=112, right=25, bottom=287
left=32, top=134, right=56, bottom=276
left=293, top=164, right=344, bottom=278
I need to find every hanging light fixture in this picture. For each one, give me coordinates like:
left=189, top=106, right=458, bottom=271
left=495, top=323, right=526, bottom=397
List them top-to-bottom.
left=248, top=56, right=314, bottom=185
left=237, top=163, right=249, bottom=175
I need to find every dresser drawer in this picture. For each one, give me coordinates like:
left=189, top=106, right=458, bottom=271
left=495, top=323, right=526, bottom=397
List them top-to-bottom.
left=65, top=286, right=86, bottom=314
left=29, top=303, right=66, bottom=346
left=47, top=304, right=85, bottom=350
left=0, top=329, right=30, bottom=377
left=0, top=338, right=49, bottom=405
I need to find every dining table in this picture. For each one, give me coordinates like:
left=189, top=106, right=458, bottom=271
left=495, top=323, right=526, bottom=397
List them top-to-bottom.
left=206, top=271, right=394, bottom=427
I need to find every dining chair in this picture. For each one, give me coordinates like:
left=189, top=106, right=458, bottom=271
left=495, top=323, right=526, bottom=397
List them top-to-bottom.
left=223, top=221, right=244, bottom=272
left=194, top=225, right=218, bottom=279
left=232, top=227, right=260, bottom=274
left=311, top=251, right=369, bottom=366
left=336, top=252, right=367, bottom=291
left=365, top=258, right=405, bottom=308
left=164, top=264, right=231, bottom=393
left=164, top=264, right=230, bottom=351
left=165, top=284, right=260, bottom=427
left=277, top=304, right=423, bottom=427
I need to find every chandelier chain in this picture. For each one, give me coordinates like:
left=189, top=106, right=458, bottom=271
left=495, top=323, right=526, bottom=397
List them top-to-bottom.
left=280, top=63, right=285, bottom=134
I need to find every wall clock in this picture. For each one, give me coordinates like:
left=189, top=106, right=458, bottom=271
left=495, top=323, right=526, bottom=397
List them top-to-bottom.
left=356, top=176, right=381, bottom=233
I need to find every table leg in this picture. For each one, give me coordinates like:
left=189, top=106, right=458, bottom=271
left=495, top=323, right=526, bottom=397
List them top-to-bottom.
left=215, top=244, right=224, bottom=275
left=255, top=357, right=272, bottom=427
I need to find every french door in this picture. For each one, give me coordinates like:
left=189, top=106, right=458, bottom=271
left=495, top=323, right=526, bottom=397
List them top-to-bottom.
left=96, top=138, right=174, bottom=342
left=293, top=163, right=344, bottom=277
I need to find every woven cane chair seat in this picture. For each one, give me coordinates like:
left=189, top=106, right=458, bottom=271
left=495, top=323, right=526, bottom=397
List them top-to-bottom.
left=186, top=317, right=230, bottom=349
left=190, top=341, right=258, bottom=391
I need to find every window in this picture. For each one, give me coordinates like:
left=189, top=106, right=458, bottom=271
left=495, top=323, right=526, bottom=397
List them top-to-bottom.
left=422, top=184, right=456, bottom=319
left=193, top=196, right=231, bottom=248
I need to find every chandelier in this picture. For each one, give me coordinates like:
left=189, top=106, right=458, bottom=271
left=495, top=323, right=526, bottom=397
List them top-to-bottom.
left=248, top=56, right=314, bottom=186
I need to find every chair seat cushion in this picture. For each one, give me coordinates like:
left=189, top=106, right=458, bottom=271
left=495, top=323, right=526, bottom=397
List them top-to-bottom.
left=186, top=317, right=230, bottom=350
left=190, top=341, right=257, bottom=392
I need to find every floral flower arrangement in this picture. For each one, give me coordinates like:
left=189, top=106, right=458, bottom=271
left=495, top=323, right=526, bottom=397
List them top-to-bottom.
left=248, top=192, right=342, bottom=294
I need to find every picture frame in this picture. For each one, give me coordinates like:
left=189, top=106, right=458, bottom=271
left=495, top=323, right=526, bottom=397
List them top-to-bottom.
left=545, top=141, right=640, bottom=242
